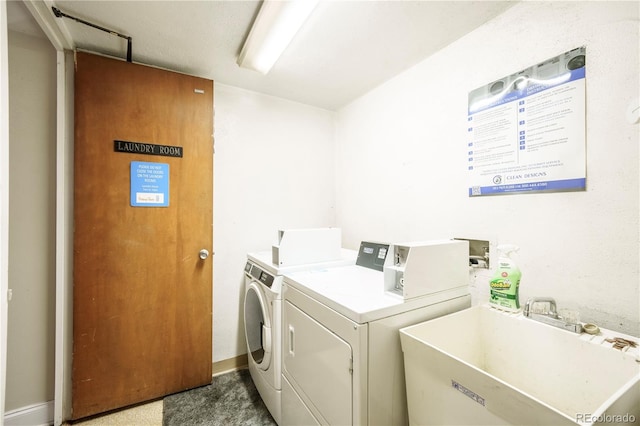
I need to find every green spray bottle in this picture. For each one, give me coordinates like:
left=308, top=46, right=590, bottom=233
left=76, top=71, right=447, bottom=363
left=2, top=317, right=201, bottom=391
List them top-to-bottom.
left=489, top=245, right=521, bottom=311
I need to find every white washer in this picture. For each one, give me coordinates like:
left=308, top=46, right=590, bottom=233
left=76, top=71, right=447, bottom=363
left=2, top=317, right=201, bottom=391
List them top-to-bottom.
left=280, top=243, right=471, bottom=426
left=243, top=250, right=356, bottom=425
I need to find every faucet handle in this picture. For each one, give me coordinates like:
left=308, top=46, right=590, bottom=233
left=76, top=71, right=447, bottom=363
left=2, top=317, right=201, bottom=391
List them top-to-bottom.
left=524, top=297, right=557, bottom=317
left=524, top=298, right=535, bottom=316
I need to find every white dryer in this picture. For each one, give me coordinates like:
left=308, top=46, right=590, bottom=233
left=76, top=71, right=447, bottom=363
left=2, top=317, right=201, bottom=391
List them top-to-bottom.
left=281, top=240, right=472, bottom=426
left=244, top=249, right=356, bottom=425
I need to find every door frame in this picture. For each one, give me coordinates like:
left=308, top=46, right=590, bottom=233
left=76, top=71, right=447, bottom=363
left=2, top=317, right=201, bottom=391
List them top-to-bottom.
left=0, top=2, right=72, bottom=424
left=1, top=2, right=10, bottom=423
left=21, top=2, right=76, bottom=425
left=52, top=49, right=74, bottom=426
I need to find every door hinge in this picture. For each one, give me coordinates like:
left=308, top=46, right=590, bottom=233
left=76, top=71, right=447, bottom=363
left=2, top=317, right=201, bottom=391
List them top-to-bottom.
left=349, top=357, right=353, bottom=375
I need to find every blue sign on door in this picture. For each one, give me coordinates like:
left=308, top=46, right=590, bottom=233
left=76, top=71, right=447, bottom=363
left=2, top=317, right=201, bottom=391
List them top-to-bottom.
left=130, top=161, right=169, bottom=207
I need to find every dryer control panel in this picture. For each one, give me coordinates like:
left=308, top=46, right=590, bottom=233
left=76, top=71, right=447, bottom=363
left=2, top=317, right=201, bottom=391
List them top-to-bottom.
left=355, top=241, right=390, bottom=272
left=245, top=262, right=275, bottom=288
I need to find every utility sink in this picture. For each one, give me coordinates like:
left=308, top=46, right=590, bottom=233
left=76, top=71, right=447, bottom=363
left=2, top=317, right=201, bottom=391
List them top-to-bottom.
left=400, top=306, right=640, bottom=425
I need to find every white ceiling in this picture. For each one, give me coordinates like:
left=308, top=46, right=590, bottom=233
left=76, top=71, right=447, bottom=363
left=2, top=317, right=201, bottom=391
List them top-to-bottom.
left=8, top=0, right=516, bottom=110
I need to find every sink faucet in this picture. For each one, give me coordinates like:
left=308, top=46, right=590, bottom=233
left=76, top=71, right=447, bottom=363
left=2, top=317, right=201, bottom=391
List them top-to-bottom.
left=523, top=297, right=582, bottom=333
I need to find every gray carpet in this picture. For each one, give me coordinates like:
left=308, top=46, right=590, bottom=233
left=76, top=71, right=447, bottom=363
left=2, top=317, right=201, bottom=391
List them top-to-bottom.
left=163, top=369, right=276, bottom=426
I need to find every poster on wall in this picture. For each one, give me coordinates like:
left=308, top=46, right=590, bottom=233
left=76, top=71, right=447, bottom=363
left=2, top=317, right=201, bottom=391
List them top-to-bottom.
left=467, top=47, right=586, bottom=196
left=130, top=161, right=169, bottom=207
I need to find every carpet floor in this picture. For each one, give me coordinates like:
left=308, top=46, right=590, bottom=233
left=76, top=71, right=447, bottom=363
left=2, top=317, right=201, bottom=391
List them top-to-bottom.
left=163, top=369, right=277, bottom=426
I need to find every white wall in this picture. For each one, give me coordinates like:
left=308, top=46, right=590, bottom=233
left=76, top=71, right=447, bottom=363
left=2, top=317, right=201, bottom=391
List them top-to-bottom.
left=335, top=1, right=639, bottom=335
left=6, top=30, right=56, bottom=410
left=212, top=84, right=337, bottom=361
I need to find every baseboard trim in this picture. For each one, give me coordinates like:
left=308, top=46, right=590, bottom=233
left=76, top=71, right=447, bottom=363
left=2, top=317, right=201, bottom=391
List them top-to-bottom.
left=212, top=354, right=248, bottom=377
left=4, top=401, right=54, bottom=426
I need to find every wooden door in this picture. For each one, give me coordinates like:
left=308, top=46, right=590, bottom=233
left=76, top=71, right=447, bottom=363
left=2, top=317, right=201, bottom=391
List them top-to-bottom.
left=72, top=51, right=213, bottom=420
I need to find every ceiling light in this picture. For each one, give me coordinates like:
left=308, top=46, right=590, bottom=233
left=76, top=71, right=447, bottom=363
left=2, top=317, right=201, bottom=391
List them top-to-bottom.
left=238, top=0, right=319, bottom=74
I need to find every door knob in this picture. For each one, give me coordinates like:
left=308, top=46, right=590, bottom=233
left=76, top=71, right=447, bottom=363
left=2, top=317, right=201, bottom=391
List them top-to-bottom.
left=199, top=249, right=210, bottom=260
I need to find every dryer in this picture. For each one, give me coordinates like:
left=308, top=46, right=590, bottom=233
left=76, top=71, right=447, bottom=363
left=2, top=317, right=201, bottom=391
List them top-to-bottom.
left=281, top=240, right=472, bottom=426
left=244, top=246, right=356, bottom=425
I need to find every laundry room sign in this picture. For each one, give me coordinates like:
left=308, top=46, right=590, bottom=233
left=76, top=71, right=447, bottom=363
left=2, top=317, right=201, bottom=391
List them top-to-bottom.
left=466, top=47, right=586, bottom=196
left=115, top=140, right=183, bottom=157
left=130, top=161, right=169, bottom=207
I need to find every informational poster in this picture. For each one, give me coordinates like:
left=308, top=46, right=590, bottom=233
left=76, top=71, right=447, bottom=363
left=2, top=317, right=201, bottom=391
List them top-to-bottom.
left=467, top=47, right=586, bottom=196
left=130, top=161, right=169, bottom=207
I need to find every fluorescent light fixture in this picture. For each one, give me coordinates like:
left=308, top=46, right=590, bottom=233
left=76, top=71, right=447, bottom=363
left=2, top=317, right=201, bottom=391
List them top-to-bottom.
left=238, top=0, right=319, bottom=74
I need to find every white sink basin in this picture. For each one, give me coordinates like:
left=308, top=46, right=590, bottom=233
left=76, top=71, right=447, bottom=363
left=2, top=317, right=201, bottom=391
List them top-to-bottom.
left=400, top=306, right=640, bottom=425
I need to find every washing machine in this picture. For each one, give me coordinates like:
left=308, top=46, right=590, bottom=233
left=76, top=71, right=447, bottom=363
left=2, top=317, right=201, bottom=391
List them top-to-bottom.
left=533, top=46, right=586, bottom=81
left=281, top=240, right=472, bottom=426
left=244, top=248, right=357, bottom=425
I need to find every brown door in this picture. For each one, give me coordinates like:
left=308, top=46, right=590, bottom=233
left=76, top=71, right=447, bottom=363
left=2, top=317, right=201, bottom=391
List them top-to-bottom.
left=72, top=51, right=213, bottom=420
